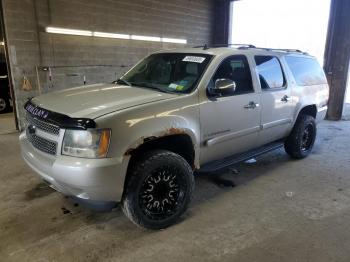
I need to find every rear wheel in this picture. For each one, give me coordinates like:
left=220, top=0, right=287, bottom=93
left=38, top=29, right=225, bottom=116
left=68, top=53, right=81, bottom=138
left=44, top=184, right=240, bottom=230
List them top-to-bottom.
left=284, top=114, right=317, bottom=159
left=122, top=150, right=194, bottom=229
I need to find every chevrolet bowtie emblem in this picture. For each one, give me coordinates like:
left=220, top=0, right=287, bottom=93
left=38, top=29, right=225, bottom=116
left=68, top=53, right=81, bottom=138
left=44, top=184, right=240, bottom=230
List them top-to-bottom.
left=28, top=125, right=36, bottom=135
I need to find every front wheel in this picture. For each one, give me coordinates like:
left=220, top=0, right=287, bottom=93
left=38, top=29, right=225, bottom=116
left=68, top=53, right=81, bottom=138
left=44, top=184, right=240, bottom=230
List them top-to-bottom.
left=0, top=97, right=9, bottom=114
left=284, top=114, right=317, bottom=159
left=122, top=150, right=194, bottom=229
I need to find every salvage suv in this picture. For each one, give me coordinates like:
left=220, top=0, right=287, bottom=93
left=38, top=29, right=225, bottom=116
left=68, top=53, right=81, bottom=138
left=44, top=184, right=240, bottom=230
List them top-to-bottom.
left=20, top=45, right=329, bottom=229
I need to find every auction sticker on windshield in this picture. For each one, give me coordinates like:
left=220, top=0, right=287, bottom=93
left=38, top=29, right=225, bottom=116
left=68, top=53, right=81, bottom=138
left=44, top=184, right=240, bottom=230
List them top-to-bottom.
left=182, top=56, right=206, bottom=63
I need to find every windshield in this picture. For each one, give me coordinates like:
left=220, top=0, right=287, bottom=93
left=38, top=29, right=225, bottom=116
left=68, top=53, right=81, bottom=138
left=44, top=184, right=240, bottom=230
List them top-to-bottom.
left=120, top=53, right=213, bottom=94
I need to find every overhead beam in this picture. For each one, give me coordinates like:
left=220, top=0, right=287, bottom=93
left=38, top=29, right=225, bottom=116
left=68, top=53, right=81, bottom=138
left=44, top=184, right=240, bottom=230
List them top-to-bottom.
left=324, top=0, right=350, bottom=120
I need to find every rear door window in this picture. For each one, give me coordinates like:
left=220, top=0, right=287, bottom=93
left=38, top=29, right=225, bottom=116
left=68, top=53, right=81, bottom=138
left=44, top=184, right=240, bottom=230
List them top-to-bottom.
left=255, top=56, right=286, bottom=90
left=285, top=56, right=327, bottom=86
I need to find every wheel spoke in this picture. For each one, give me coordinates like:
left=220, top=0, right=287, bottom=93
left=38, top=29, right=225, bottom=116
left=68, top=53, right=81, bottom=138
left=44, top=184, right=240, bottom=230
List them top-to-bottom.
left=301, top=124, right=314, bottom=151
left=139, top=166, right=185, bottom=220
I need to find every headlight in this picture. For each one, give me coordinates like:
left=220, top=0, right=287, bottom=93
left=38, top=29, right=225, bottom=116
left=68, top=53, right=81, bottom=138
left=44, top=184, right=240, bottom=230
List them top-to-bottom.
left=62, top=129, right=111, bottom=158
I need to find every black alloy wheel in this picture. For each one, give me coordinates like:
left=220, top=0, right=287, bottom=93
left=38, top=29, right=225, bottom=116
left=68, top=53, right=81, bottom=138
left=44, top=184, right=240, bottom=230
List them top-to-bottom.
left=284, top=114, right=317, bottom=159
left=301, top=123, right=315, bottom=152
left=122, top=150, right=194, bottom=229
left=139, top=166, right=186, bottom=221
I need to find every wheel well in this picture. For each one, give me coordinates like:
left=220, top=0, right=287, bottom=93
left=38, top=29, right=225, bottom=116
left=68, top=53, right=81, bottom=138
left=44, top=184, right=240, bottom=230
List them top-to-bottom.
left=299, top=105, right=317, bottom=119
left=126, top=134, right=195, bottom=168
left=122, top=135, right=195, bottom=196
left=128, top=135, right=194, bottom=166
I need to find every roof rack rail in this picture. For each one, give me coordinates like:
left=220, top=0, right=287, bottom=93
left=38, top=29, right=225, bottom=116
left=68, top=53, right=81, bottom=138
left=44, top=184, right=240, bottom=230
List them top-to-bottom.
left=193, top=43, right=256, bottom=50
left=192, top=44, right=308, bottom=54
left=255, top=47, right=308, bottom=54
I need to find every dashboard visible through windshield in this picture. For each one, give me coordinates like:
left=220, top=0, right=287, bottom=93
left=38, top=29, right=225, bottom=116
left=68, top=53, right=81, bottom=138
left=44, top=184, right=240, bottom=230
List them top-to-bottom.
left=119, top=53, right=213, bottom=94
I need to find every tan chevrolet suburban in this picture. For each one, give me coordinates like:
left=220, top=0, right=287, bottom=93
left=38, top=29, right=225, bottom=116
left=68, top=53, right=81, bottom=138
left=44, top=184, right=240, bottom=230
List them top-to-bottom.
left=20, top=45, right=329, bottom=229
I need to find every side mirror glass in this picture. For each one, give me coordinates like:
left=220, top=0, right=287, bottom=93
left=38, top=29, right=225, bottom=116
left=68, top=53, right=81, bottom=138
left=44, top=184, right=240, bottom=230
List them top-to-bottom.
left=211, top=78, right=236, bottom=96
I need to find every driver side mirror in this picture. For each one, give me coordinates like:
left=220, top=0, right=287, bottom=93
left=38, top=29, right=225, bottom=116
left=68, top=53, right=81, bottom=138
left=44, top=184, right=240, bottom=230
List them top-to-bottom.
left=209, top=78, right=236, bottom=96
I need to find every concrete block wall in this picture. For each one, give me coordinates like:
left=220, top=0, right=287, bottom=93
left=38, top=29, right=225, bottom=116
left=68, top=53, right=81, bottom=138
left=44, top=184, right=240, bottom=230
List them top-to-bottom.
left=2, top=0, right=216, bottom=129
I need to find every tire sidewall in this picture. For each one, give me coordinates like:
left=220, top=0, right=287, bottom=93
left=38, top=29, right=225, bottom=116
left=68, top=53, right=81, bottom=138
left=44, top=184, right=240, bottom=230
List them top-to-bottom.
left=286, top=115, right=317, bottom=159
left=298, top=116, right=316, bottom=157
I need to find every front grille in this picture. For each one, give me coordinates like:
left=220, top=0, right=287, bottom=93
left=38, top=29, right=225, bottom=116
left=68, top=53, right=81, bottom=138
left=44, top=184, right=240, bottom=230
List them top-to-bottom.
left=25, top=112, right=59, bottom=155
left=26, top=113, right=60, bottom=136
left=26, top=129, right=58, bottom=155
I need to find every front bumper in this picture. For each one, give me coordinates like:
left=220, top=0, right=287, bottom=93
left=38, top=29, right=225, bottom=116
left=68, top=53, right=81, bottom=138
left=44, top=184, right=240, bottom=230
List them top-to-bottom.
left=19, top=132, right=129, bottom=202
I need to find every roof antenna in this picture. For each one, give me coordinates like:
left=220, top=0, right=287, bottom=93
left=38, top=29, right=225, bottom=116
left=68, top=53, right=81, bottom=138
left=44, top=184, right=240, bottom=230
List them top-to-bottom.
left=203, top=44, right=208, bottom=50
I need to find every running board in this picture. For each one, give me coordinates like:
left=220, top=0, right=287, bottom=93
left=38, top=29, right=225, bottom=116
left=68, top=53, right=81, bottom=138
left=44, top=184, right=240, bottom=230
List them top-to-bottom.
left=199, top=141, right=284, bottom=173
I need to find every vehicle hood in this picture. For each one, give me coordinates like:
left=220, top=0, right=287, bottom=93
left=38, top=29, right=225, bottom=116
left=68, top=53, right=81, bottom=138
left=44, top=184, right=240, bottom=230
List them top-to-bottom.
left=31, top=83, right=177, bottom=119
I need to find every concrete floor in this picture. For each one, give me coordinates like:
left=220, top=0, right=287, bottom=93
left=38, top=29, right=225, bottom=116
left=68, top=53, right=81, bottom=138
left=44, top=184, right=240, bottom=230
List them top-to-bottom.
left=343, top=103, right=350, bottom=120
left=0, top=112, right=16, bottom=135
left=1, top=120, right=350, bottom=262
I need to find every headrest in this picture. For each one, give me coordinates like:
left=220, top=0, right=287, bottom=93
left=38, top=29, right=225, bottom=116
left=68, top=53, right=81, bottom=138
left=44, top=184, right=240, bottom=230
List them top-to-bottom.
left=186, top=63, right=198, bottom=75
left=215, top=63, right=232, bottom=79
left=232, top=68, right=249, bottom=80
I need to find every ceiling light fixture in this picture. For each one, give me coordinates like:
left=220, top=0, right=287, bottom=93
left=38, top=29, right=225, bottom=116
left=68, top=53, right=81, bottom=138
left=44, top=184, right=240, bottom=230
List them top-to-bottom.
left=45, top=27, right=187, bottom=44
left=46, top=27, right=93, bottom=36
left=93, top=32, right=130, bottom=39
left=131, top=35, right=161, bottom=42
left=162, top=37, right=187, bottom=44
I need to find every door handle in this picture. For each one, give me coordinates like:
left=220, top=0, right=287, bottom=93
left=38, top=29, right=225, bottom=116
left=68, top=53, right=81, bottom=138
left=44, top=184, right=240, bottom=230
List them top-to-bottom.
left=281, top=95, right=291, bottom=102
left=244, top=101, right=260, bottom=109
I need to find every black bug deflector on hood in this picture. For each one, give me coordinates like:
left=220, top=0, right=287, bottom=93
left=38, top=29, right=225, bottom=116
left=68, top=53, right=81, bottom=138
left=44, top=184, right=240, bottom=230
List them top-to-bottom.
left=24, top=99, right=96, bottom=130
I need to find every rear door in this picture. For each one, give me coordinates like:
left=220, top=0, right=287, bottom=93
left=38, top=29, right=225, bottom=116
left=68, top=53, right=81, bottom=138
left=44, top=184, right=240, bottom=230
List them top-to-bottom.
left=199, top=55, right=261, bottom=164
left=254, top=55, right=293, bottom=145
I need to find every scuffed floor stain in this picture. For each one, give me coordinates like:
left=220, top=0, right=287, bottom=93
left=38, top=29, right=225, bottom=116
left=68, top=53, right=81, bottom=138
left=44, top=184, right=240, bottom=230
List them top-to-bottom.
left=327, top=125, right=343, bottom=131
left=212, top=176, right=236, bottom=188
left=24, top=182, right=55, bottom=200
left=61, top=207, right=72, bottom=215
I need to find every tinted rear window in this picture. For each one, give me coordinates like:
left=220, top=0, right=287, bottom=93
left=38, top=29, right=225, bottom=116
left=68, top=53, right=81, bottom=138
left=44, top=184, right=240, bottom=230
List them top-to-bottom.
left=255, top=56, right=285, bottom=89
left=285, top=56, right=327, bottom=86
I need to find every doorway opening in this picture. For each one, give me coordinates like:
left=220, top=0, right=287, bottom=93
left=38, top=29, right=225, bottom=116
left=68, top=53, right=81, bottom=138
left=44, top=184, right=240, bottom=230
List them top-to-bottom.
left=230, top=0, right=331, bottom=64
left=0, top=3, right=17, bottom=134
left=342, top=63, right=350, bottom=120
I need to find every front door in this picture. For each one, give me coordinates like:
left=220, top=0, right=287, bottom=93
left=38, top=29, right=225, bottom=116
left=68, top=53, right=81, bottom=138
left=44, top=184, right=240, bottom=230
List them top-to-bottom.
left=200, top=55, right=261, bottom=164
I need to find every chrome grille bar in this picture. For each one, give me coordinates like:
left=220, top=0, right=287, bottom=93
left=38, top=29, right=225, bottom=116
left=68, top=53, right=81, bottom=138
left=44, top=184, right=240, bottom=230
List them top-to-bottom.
left=26, top=113, right=60, bottom=136
left=26, top=129, right=58, bottom=155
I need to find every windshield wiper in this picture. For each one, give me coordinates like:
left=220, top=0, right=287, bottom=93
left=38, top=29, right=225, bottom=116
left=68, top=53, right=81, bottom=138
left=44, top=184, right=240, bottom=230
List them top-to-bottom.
left=116, top=78, right=132, bottom=87
left=132, top=82, right=170, bottom=93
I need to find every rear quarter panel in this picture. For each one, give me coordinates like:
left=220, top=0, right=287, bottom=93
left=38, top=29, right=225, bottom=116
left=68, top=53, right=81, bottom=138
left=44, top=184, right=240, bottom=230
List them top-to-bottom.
left=281, top=55, right=329, bottom=125
left=291, top=83, right=329, bottom=124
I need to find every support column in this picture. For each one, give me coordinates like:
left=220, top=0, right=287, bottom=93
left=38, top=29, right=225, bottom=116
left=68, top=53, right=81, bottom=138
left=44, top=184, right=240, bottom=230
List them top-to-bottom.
left=212, top=0, right=232, bottom=45
left=324, top=0, right=350, bottom=120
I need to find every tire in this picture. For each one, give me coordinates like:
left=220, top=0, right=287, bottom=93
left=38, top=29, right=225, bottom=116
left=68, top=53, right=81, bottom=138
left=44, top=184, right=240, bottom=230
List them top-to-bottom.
left=0, top=96, right=9, bottom=114
left=284, top=114, right=317, bottom=159
left=122, top=150, right=194, bottom=229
